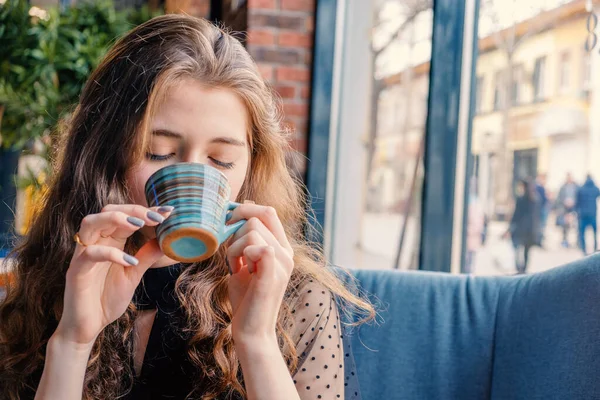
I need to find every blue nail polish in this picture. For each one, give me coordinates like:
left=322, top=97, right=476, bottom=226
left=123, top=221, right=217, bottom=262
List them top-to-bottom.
left=157, top=206, right=174, bottom=213
left=147, top=211, right=165, bottom=223
left=226, top=212, right=233, bottom=222
left=127, top=216, right=145, bottom=228
left=123, top=254, right=139, bottom=266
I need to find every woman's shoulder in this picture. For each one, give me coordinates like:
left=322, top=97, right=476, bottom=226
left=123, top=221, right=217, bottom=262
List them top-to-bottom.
left=291, top=278, right=338, bottom=312
left=288, top=279, right=341, bottom=341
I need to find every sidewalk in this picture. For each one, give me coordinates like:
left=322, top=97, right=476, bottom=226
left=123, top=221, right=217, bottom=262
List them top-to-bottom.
left=353, top=212, right=588, bottom=274
left=472, top=220, right=584, bottom=276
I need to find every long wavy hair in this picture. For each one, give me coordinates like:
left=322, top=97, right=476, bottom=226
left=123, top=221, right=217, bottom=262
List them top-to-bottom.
left=0, top=15, right=375, bottom=399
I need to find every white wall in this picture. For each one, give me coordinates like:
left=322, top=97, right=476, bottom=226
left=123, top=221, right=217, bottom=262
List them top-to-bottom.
left=325, top=0, right=374, bottom=268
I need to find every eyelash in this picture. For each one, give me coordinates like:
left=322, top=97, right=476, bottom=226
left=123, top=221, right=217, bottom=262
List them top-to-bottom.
left=145, top=153, right=235, bottom=169
left=146, top=153, right=175, bottom=162
left=209, top=157, right=235, bottom=169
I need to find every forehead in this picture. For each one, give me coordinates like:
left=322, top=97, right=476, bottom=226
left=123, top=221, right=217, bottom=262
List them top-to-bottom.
left=148, top=78, right=250, bottom=142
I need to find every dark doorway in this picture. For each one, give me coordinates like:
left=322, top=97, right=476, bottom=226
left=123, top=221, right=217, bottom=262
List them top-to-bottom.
left=513, top=148, right=538, bottom=194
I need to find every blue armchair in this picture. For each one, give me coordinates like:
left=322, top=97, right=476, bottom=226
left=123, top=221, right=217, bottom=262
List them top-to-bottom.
left=348, top=256, right=600, bottom=399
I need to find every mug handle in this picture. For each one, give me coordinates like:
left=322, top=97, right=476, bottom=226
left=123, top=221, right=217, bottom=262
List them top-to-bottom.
left=218, top=202, right=246, bottom=245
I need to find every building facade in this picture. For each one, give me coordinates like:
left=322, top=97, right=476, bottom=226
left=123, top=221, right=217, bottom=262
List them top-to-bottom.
left=373, top=0, right=597, bottom=220
left=473, top=1, right=592, bottom=217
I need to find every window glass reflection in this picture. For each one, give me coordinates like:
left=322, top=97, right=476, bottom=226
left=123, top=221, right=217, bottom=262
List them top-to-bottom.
left=466, top=0, right=597, bottom=275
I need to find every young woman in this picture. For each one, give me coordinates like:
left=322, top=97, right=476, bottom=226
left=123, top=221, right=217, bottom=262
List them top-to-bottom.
left=0, top=15, right=374, bottom=400
left=505, top=179, right=540, bottom=274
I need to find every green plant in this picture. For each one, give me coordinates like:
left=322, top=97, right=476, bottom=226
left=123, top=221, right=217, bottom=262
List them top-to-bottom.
left=0, top=0, right=162, bottom=150
left=0, top=0, right=57, bottom=149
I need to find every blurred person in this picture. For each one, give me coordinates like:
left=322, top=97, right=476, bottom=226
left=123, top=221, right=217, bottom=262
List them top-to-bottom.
left=0, top=15, right=375, bottom=400
left=535, top=173, right=549, bottom=246
left=556, top=173, right=579, bottom=248
left=576, top=174, right=600, bottom=256
left=504, top=179, right=539, bottom=274
left=465, top=191, right=485, bottom=274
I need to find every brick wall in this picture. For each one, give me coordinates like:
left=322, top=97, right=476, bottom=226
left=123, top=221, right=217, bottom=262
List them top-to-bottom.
left=166, top=0, right=210, bottom=17
left=246, top=0, right=315, bottom=175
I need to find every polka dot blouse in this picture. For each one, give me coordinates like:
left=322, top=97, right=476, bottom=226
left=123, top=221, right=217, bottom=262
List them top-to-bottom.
left=106, top=265, right=363, bottom=400
left=290, top=280, right=362, bottom=400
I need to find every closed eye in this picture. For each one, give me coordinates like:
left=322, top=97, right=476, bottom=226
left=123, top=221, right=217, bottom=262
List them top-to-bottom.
left=146, top=152, right=175, bottom=162
left=209, top=157, right=235, bottom=169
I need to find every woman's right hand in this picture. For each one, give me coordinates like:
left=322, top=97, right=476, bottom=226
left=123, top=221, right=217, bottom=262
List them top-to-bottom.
left=53, top=204, right=173, bottom=348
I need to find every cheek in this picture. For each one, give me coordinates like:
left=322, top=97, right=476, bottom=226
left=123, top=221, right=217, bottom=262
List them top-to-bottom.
left=227, top=159, right=249, bottom=201
left=126, top=165, right=156, bottom=206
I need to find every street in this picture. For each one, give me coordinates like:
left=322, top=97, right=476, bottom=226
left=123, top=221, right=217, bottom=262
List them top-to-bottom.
left=353, top=212, right=588, bottom=275
left=470, top=220, right=583, bottom=276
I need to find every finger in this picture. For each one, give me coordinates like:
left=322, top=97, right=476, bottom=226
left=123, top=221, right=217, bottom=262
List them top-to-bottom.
left=227, top=203, right=291, bottom=251
left=101, top=204, right=174, bottom=226
left=79, top=206, right=173, bottom=244
left=78, top=211, right=146, bottom=245
left=231, top=217, right=293, bottom=266
left=232, top=217, right=278, bottom=248
left=227, top=230, right=268, bottom=274
left=126, top=238, right=164, bottom=283
left=74, top=241, right=162, bottom=287
left=77, top=245, right=140, bottom=270
left=243, top=245, right=276, bottom=277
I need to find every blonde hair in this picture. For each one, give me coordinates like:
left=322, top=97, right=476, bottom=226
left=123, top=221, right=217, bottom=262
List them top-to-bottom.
left=0, top=15, right=375, bottom=399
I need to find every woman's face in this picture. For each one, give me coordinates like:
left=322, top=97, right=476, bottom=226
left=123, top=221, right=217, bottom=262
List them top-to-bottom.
left=127, top=78, right=250, bottom=240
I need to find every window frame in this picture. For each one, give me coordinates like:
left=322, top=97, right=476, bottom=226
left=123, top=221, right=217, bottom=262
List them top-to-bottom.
left=307, top=0, right=480, bottom=273
left=533, top=56, right=547, bottom=102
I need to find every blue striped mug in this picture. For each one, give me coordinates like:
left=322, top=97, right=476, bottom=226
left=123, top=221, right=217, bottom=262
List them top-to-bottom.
left=144, top=163, right=245, bottom=263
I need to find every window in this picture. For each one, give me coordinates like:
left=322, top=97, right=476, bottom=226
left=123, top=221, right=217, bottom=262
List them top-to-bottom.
left=321, top=0, right=433, bottom=271
left=466, top=1, right=594, bottom=277
left=582, top=50, right=591, bottom=92
left=559, top=51, right=571, bottom=93
left=532, top=56, right=546, bottom=101
left=511, top=65, right=523, bottom=106
left=493, top=70, right=504, bottom=110
left=475, top=76, right=484, bottom=114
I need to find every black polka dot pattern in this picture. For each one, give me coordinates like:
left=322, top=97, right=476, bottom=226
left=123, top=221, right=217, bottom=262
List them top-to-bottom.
left=289, top=281, right=362, bottom=399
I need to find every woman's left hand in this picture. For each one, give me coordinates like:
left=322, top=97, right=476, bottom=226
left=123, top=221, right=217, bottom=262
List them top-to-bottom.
left=226, top=202, right=295, bottom=345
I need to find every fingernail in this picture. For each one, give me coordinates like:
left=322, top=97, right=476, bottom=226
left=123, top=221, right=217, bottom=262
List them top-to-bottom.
left=157, top=206, right=174, bottom=213
left=147, top=211, right=165, bottom=223
left=226, top=212, right=233, bottom=222
left=127, top=216, right=145, bottom=228
left=123, top=254, right=139, bottom=266
left=226, top=258, right=232, bottom=275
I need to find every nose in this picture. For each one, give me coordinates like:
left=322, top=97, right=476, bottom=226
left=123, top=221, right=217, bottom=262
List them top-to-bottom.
left=180, top=149, right=208, bottom=165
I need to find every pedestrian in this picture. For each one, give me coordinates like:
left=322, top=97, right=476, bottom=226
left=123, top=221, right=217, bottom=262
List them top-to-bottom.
left=535, top=173, right=549, bottom=246
left=556, top=173, right=579, bottom=248
left=576, top=174, right=600, bottom=255
left=504, top=179, right=540, bottom=274
left=465, top=188, right=485, bottom=274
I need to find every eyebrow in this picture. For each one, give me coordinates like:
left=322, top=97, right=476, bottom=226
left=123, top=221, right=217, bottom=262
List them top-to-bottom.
left=152, top=129, right=246, bottom=147
left=152, top=129, right=182, bottom=139
left=210, top=137, right=246, bottom=147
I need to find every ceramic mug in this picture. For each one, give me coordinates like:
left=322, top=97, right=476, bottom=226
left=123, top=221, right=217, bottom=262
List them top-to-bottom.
left=144, top=162, right=245, bottom=263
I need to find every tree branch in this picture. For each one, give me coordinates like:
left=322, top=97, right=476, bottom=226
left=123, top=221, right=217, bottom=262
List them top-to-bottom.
left=372, top=0, right=432, bottom=57
left=483, top=0, right=562, bottom=56
left=483, top=0, right=512, bottom=54
left=513, top=6, right=561, bottom=50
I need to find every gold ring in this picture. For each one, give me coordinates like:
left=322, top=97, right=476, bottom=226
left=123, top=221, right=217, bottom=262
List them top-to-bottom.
left=73, top=233, right=88, bottom=247
left=100, top=233, right=110, bottom=239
